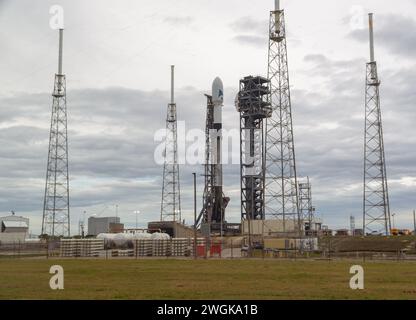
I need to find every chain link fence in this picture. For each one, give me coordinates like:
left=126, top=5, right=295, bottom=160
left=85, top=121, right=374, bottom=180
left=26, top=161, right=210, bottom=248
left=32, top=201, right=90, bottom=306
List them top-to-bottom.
left=1, top=236, right=415, bottom=261
left=0, top=240, right=60, bottom=259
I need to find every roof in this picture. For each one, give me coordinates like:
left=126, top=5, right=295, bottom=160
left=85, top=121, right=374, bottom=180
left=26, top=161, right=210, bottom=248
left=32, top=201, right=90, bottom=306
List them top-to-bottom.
left=0, top=215, right=29, bottom=221
left=88, top=216, right=119, bottom=222
left=2, top=220, right=28, bottom=228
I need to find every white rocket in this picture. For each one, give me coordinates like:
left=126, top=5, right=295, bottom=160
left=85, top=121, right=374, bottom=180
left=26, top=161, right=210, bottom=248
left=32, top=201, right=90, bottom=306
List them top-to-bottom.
left=212, top=77, right=224, bottom=188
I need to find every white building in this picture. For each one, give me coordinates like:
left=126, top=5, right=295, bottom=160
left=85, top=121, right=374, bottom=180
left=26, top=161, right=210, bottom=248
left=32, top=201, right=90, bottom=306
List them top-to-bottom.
left=0, top=214, right=29, bottom=243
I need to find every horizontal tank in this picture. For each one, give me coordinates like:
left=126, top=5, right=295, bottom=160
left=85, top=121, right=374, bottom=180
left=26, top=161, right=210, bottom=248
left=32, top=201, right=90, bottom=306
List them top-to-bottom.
left=97, top=232, right=170, bottom=248
left=132, top=232, right=153, bottom=240
left=151, top=232, right=171, bottom=240
left=97, top=233, right=116, bottom=241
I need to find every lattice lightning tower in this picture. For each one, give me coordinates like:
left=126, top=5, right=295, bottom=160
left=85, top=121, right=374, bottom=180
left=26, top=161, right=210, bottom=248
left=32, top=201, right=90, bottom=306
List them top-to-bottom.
left=265, top=0, right=300, bottom=232
left=363, top=14, right=391, bottom=235
left=42, top=29, right=70, bottom=237
left=160, top=66, right=181, bottom=222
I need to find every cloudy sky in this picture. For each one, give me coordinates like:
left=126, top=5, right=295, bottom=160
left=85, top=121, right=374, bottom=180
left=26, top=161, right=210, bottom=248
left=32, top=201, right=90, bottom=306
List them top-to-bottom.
left=0, top=0, right=415, bottom=235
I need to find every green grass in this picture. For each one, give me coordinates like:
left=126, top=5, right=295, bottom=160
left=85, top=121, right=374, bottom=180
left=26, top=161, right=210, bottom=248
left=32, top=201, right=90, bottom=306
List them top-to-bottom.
left=1, top=259, right=416, bottom=300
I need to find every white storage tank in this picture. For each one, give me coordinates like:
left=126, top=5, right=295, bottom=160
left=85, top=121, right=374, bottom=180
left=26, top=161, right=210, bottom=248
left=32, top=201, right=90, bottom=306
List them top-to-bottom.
left=133, top=232, right=152, bottom=240
left=151, top=232, right=171, bottom=240
left=97, top=233, right=116, bottom=241
left=113, top=233, right=134, bottom=247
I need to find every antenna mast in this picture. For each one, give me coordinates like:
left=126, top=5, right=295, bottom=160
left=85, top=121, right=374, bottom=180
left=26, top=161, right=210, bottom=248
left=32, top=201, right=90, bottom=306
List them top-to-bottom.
left=265, top=0, right=301, bottom=234
left=363, top=13, right=391, bottom=235
left=42, top=28, right=70, bottom=237
left=160, top=66, right=182, bottom=222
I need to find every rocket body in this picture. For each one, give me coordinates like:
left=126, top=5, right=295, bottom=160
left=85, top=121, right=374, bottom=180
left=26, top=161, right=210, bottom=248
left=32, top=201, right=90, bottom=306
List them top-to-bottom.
left=211, top=77, right=225, bottom=225
left=212, top=77, right=223, bottom=188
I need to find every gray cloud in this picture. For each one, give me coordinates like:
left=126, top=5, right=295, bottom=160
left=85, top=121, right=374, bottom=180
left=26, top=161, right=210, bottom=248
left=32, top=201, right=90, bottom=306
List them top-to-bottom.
left=349, top=14, right=416, bottom=58
left=163, top=16, right=194, bottom=27
left=229, top=16, right=268, bottom=48
left=229, top=16, right=268, bottom=34
left=232, top=35, right=267, bottom=47
left=288, top=52, right=416, bottom=228
left=2, top=53, right=416, bottom=233
left=2, top=53, right=416, bottom=234
left=0, top=85, right=245, bottom=233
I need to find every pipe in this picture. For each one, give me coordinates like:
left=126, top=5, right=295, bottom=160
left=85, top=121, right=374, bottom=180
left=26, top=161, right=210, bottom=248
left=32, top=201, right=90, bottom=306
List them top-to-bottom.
left=274, top=0, right=281, bottom=33
left=275, top=0, right=280, bottom=11
left=369, top=13, right=375, bottom=62
left=58, top=29, right=63, bottom=75
left=171, top=65, right=175, bottom=104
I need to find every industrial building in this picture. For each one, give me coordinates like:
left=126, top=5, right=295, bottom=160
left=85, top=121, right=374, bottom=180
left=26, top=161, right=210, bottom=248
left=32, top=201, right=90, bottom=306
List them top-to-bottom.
left=0, top=214, right=29, bottom=243
left=88, top=217, right=123, bottom=236
left=242, top=220, right=301, bottom=238
left=148, top=221, right=194, bottom=238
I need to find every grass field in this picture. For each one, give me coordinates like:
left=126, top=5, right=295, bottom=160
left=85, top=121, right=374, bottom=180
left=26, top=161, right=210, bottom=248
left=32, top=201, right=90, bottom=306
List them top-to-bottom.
left=1, top=258, right=416, bottom=300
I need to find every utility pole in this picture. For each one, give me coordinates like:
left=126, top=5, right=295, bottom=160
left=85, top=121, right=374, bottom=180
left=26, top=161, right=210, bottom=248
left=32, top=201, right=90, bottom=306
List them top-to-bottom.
left=413, top=210, right=415, bottom=234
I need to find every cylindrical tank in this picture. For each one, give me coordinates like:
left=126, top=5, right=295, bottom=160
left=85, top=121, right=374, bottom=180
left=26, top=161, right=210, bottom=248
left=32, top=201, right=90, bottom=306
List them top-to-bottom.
left=133, top=232, right=153, bottom=240
left=151, top=232, right=171, bottom=240
left=97, top=233, right=116, bottom=241
left=97, top=233, right=117, bottom=248
left=113, top=233, right=134, bottom=246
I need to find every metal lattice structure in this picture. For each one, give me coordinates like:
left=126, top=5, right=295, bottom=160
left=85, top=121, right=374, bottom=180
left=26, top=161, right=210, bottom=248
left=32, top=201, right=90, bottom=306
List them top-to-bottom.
left=265, top=3, right=300, bottom=232
left=363, top=14, right=391, bottom=235
left=42, top=29, right=70, bottom=237
left=160, top=66, right=181, bottom=222
left=237, top=76, right=272, bottom=221
left=197, top=95, right=229, bottom=228
left=198, top=95, right=215, bottom=226
left=299, top=177, right=313, bottom=235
